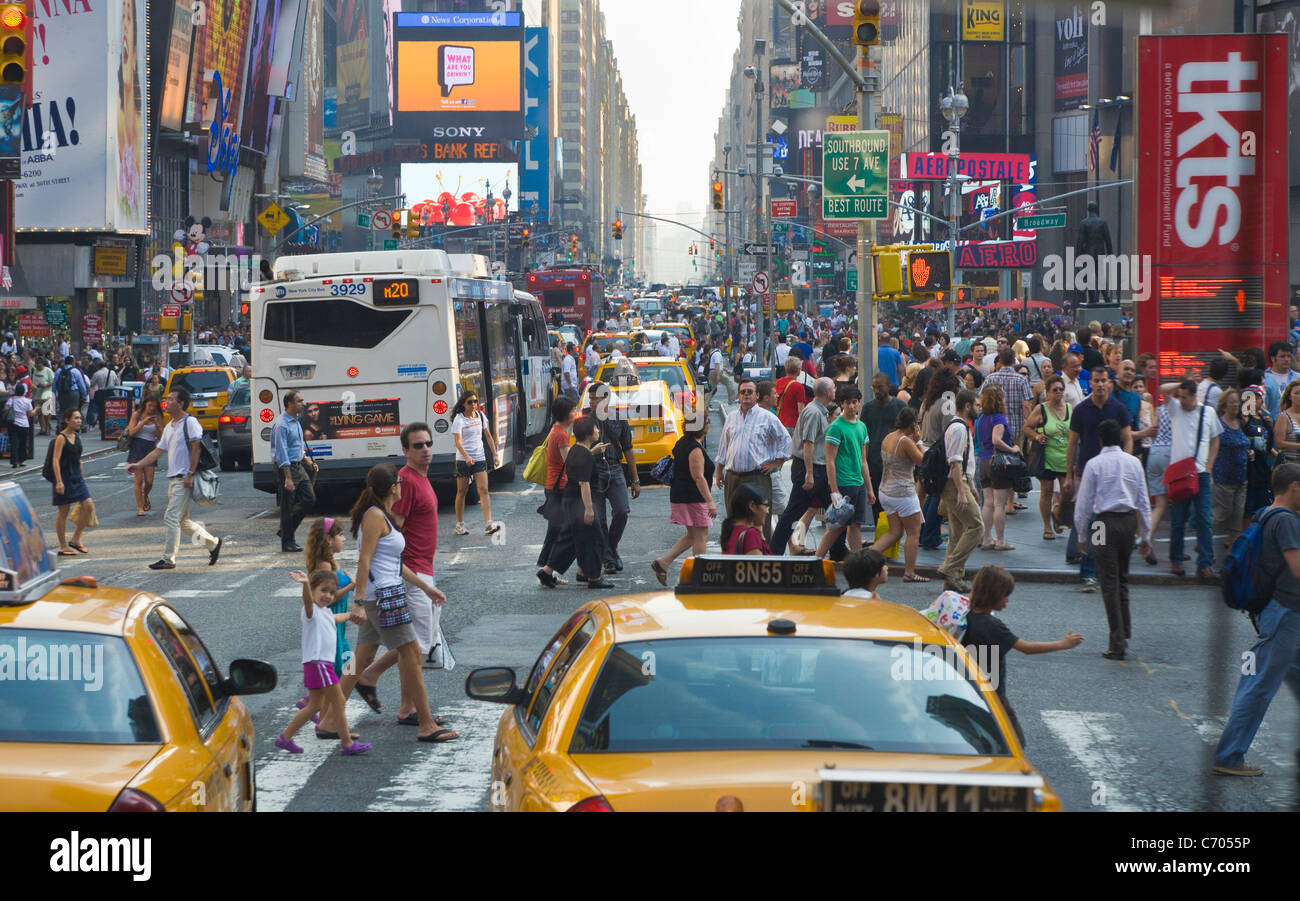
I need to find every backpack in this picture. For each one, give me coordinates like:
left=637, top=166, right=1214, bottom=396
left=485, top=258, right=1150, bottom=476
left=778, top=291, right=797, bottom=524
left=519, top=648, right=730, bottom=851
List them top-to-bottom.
left=54, top=366, right=75, bottom=399
left=920, top=419, right=960, bottom=496
left=1221, top=507, right=1294, bottom=619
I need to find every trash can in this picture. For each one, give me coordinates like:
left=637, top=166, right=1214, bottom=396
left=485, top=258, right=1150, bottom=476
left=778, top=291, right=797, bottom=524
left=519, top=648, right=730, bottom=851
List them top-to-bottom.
left=100, top=387, right=134, bottom=443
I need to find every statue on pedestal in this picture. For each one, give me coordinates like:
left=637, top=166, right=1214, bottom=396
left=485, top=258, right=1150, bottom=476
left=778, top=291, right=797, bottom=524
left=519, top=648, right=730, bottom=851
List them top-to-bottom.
left=1076, top=201, right=1113, bottom=304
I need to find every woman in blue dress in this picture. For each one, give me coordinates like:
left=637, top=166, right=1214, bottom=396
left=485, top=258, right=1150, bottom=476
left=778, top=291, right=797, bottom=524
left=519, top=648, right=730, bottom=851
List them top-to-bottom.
left=51, top=408, right=95, bottom=555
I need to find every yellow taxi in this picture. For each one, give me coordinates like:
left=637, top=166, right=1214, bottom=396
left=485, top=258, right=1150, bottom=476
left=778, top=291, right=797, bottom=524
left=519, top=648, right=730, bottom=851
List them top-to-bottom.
left=657, top=321, right=697, bottom=359
left=591, top=357, right=703, bottom=417
left=165, top=365, right=239, bottom=434
left=576, top=379, right=686, bottom=469
left=0, top=484, right=276, bottom=811
left=466, top=556, right=1060, bottom=812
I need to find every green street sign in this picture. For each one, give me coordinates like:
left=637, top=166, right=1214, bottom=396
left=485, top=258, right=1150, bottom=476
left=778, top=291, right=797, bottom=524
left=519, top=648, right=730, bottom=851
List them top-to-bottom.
left=823, top=130, right=889, bottom=220
left=1015, top=213, right=1067, bottom=230
left=357, top=214, right=371, bottom=229
left=383, top=239, right=398, bottom=250
left=847, top=269, right=858, bottom=292
left=44, top=302, right=68, bottom=326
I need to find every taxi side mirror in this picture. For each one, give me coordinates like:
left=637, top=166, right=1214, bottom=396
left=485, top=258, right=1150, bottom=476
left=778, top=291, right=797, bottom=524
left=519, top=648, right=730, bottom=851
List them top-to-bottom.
left=223, top=658, right=278, bottom=696
left=465, top=667, right=526, bottom=706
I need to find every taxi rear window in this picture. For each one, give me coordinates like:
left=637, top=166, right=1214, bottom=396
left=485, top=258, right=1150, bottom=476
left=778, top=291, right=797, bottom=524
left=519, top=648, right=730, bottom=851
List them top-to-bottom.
left=169, top=370, right=232, bottom=396
left=0, top=629, right=162, bottom=744
left=570, top=637, right=1009, bottom=756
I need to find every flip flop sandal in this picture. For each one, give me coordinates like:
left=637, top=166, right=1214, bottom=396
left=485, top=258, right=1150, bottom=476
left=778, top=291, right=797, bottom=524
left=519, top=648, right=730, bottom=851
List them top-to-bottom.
left=1043, top=532, right=1056, bottom=540
left=70, top=544, right=89, bottom=554
left=57, top=550, right=76, bottom=556
left=651, top=559, right=668, bottom=587
left=902, top=574, right=931, bottom=583
left=354, top=681, right=383, bottom=713
left=397, top=713, right=449, bottom=726
left=417, top=729, right=459, bottom=743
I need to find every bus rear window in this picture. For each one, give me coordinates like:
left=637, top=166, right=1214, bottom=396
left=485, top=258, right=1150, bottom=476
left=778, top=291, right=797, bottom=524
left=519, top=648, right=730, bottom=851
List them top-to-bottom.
left=542, top=290, right=575, bottom=309
left=264, top=300, right=412, bottom=349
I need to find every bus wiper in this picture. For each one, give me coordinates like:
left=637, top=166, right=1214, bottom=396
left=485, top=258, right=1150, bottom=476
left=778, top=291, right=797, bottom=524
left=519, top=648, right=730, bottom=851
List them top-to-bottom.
left=800, top=739, right=875, bottom=750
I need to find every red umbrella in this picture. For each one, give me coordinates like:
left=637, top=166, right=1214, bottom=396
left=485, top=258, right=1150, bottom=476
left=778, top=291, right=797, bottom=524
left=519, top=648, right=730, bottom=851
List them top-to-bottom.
left=982, top=299, right=1022, bottom=310
left=910, top=300, right=945, bottom=311
left=1023, top=300, right=1061, bottom=310
left=954, top=303, right=977, bottom=310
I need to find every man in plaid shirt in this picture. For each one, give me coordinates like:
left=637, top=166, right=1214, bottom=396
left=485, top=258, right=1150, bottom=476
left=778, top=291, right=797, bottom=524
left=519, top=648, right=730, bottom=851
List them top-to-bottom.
left=985, top=348, right=1033, bottom=513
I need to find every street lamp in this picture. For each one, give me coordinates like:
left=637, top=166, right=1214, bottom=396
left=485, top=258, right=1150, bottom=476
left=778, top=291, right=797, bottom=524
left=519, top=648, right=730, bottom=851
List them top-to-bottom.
left=939, top=85, right=968, bottom=335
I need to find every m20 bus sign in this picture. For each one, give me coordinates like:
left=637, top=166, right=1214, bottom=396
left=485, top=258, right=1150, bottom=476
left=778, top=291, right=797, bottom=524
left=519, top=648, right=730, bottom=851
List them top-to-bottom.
left=1136, top=34, right=1288, bottom=375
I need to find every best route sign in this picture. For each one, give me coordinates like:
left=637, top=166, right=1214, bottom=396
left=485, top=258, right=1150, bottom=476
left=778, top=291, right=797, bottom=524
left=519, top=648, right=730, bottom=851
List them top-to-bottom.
left=823, top=130, right=889, bottom=220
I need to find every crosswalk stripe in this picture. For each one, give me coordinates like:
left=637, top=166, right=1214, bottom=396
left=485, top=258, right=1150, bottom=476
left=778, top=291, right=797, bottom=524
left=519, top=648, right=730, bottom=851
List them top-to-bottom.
left=254, top=697, right=370, bottom=813
left=366, top=701, right=506, bottom=812
left=1038, top=710, right=1145, bottom=811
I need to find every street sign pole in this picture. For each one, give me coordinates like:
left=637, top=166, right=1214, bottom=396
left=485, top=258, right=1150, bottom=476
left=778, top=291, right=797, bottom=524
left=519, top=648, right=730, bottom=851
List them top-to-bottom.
left=857, top=46, right=877, bottom=385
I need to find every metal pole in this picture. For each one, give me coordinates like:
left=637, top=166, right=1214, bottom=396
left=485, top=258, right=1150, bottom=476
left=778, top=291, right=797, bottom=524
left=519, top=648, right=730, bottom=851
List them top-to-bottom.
left=856, top=44, right=876, bottom=385
left=755, top=88, right=766, bottom=367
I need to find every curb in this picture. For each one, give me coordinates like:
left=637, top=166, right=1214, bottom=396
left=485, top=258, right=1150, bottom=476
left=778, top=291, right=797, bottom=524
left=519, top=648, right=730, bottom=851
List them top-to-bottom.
left=909, top=563, right=1215, bottom=588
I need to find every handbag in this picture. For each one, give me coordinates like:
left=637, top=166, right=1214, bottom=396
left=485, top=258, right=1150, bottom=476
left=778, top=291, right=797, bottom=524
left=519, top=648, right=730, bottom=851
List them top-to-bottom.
left=1024, top=404, right=1047, bottom=479
left=1162, top=404, right=1206, bottom=503
left=523, top=442, right=548, bottom=485
left=992, top=450, right=1032, bottom=494
left=650, top=454, right=675, bottom=486
left=536, top=463, right=567, bottom=525
left=373, top=583, right=413, bottom=628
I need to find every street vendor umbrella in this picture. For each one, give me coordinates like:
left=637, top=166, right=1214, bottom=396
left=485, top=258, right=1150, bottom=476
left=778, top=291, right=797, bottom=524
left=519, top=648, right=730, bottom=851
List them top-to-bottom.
left=982, top=299, right=1023, bottom=310
left=910, top=300, right=945, bottom=311
left=1022, top=300, right=1062, bottom=310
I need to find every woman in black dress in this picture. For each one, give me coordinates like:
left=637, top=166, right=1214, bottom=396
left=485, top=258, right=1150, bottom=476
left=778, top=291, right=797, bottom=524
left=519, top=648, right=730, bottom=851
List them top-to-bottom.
left=51, top=408, right=95, bottom=555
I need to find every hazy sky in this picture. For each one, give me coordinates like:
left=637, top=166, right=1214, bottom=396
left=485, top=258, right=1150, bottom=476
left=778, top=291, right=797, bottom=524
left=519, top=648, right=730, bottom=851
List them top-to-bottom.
left=602, top=0, right=742, bottom=283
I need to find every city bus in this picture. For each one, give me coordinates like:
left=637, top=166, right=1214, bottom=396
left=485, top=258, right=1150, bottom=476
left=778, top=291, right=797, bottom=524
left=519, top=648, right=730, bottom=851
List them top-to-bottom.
left=250, top=250, right=552, bottom=496
left=524, top=266, right=607, bottom=333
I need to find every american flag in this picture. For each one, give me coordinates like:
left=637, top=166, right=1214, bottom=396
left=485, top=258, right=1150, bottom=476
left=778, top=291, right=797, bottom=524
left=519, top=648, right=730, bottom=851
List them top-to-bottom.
left=1088, top=108, right=1101, bottom=173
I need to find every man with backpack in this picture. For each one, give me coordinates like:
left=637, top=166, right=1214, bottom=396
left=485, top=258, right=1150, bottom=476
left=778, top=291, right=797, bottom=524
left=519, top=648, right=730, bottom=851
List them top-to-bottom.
left=54, top=356, right=87, bottom=423
left=125, top=388, right=223, bottom=570
left=936, top=389, right=983, bottom=593
left=1213, top=462, right=1300, bottom=776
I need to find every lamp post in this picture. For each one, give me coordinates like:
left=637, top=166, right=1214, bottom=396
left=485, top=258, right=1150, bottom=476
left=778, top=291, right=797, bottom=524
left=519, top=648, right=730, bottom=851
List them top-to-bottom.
left=744, top=55, right=767, bottom=366
left=940, top=85, right=968, bottom=337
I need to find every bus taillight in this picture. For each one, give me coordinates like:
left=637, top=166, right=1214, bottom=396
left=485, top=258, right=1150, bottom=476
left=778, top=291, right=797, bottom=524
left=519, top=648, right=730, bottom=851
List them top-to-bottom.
left=347, top=366, right=359, bottom=378
left=433, top=381, right=448, bottom=395
left=433, top=400, right=448, bottom=415
left=259, top=409, right=274, bottom=423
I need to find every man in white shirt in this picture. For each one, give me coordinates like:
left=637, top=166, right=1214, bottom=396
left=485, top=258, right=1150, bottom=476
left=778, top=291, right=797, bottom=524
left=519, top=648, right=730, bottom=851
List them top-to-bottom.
left=667, top=331, right=681, bottom=359
left=658, top=333, right=674, bottom=358
left=774, top=334, right=793, bottom=369
left=610, top=340, right=625, bottom=361
left=584, top=342, right=601, bottom=374
left=560, top=343, right=579, bottom=400
left=708, top=344, right=736, bottom=404
left=1060, top=352, right=1086, bottom=406
left=1160, top=376, right=1223, bottom=578
left=126, top=389, right=222, bottom=570
left=938, top=389, right=983, bottom=593
left=1074, top=419, right=1153, bottom=660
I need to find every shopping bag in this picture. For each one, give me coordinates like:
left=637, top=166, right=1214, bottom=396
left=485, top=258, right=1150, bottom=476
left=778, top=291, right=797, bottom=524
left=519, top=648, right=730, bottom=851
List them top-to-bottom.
left=876, top=511, right=900, bottom=559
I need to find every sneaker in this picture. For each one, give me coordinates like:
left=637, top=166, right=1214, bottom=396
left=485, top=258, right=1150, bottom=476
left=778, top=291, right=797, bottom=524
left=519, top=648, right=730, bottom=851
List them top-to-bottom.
left=485, top=521, right=502, bottom=535
left=454, top=523, right=470, bottom=536
left=209, top=537, right=223, bottom=566
left=148, top=559, right=175, bottom=570
left=1080, top=578, right=1099, bottom=592
left=275, top=733, right=304, bottom=754
left=341, top=741, right=373, bottom=756
left=1211, top=763, right=1263, bottom=777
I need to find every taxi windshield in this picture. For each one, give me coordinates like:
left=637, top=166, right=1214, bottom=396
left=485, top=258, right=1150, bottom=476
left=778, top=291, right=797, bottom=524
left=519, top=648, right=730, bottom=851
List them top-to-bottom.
left=170, top=370, right=232, bottom=396
left=0, top=630, right=162, bottom=744
left=571, top=637, right=1009, bottom=756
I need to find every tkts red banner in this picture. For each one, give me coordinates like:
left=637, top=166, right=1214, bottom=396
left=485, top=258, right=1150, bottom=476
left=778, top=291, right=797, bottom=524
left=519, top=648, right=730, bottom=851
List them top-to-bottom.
left=1137, top=34, right=1289, bottom=379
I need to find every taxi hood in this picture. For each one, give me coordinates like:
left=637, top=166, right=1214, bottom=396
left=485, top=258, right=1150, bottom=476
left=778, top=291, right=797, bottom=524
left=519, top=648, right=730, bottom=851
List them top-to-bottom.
left=0, top=743, right=159, bottom=812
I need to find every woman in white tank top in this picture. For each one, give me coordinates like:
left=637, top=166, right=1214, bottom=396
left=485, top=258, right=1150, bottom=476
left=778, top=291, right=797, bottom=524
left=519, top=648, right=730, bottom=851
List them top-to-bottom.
left=349, top=463, right=458, bottom=743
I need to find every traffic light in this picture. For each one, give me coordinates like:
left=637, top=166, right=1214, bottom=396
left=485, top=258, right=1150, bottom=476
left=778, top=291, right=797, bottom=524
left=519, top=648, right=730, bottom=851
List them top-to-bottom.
left=853, top=1, right=880, bottom=47
left=0, top=2, right=30, bottom=104
left=711, top=180, right=723, bottom=210
left=406, top=209, right=419, bottom=239
left=391, top=210, right=403, bottom=240
left=612, top=219, right=623, bottom=241
left=521, top=227, right=531, bottom=249
left=906, top=251, right=952, bottom=294
left=239, top=301, right=250, bottom=317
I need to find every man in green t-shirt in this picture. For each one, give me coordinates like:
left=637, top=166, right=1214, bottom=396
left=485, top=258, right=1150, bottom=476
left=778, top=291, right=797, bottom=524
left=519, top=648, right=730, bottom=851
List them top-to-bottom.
left=818, top=384, right=876, bottom=558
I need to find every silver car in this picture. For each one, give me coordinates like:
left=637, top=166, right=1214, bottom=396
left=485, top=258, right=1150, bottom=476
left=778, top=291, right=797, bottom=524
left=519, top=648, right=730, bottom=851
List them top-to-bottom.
left=216, top=382, right=252, bottom=470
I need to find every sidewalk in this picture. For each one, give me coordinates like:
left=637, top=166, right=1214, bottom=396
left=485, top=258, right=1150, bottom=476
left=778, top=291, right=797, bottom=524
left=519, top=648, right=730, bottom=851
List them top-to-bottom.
left=3, top=426, right=124, bottom=478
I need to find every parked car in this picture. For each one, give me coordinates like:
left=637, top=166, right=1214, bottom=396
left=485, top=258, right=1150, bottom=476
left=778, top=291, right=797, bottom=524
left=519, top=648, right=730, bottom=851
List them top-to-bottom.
left=216, top=382, right=251, bottom=470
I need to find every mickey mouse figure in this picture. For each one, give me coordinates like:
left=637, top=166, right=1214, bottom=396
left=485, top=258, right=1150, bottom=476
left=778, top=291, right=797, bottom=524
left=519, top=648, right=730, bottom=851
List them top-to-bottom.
left=173, top=216, right=212, bottom=257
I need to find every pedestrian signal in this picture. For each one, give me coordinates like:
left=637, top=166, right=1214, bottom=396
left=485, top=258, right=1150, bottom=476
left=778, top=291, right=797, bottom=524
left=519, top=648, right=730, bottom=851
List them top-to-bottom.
left=907, top=251, right=951, bottom=295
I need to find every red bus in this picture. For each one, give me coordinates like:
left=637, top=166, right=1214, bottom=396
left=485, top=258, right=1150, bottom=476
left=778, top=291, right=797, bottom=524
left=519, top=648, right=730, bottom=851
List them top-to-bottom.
left=525, top=267, right=608, bottom=333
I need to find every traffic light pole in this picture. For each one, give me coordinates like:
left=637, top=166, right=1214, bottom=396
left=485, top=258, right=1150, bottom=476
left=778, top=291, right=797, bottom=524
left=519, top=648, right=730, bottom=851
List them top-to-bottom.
left=856, top=46, right=878, bottom=385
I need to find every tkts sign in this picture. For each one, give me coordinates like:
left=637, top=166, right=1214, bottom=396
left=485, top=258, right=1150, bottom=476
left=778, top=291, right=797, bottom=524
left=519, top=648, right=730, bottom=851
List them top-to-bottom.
left=1136, top=35, right=1289, bottom=377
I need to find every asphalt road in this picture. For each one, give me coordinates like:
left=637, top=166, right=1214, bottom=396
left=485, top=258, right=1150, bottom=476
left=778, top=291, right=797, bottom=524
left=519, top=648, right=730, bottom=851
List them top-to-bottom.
left=16, top=405, right=1296, bottom=813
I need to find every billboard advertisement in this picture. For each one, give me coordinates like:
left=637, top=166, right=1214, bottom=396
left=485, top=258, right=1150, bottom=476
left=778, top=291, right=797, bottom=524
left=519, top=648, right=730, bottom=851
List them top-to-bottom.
left=16, top=0, right=148, bottom=233
left=158, top=0, right=195, bottom=133
left=187, top=0, right=255, bottom=133
left=242, top=0, right=284, bottom=154
left=336, top=0, right=370, bottom=131
left=1054, top=5, right=1088, bottom=112
left=394, top=11, right=524, bottom=141
left=520, top=27, right=550, bottom=221
left=1136, top=34, right=1289, bottom=377
left=769, top=60, right=799, bottom=110
left=400, top=162, right=519, bottom=226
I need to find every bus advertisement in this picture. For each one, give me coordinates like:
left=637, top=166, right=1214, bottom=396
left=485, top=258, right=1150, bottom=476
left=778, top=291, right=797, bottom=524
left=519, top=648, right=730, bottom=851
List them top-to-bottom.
left=250, top=250, right=553, bottom=495
left=525, top=267, right=608, bottom=333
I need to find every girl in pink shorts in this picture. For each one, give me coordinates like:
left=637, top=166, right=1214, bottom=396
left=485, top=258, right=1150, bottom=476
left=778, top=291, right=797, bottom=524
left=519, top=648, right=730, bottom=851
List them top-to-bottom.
left=275, top=569, right=371, bottom=756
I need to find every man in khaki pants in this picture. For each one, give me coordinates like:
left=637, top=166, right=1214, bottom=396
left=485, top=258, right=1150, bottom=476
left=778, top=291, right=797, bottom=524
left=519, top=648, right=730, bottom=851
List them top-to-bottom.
left=939, top=389, right=984, bottom=593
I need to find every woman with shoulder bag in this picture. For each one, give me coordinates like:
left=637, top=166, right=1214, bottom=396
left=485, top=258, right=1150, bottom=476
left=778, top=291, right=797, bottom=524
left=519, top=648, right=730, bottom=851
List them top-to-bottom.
left=1023, top=374, right=1071, bottom=541
left=1272, top=380, right=1300, bottom=464
left=976, top=386, right=1019, bottom=551
left=651, top=416, right=716, bottom=585
left=348, top=463, right=457, bottom=743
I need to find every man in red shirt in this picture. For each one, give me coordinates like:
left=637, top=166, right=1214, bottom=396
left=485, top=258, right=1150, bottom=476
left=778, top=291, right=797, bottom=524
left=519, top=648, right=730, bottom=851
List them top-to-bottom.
left=774, top=357, right=812, bottom=436
left=389, top=421, right=457, bottom=737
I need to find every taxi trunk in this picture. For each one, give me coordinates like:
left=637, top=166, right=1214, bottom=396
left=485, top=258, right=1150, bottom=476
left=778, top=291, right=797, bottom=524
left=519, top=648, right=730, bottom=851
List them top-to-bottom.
left=0, top=743, right=160, bottom=812
left=570, top=751, right=1054, bottom=812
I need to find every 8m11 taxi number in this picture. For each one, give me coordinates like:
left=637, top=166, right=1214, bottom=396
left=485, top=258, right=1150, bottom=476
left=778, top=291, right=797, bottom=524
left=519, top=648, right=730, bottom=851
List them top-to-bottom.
left=328, top=283, right=367, bottom=297
left=826, top=782, right=1028, bottom=813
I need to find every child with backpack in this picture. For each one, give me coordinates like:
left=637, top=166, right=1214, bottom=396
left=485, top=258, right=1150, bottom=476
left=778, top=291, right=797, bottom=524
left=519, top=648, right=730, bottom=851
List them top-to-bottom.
left=963, top=565, right=1083, bottom=748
